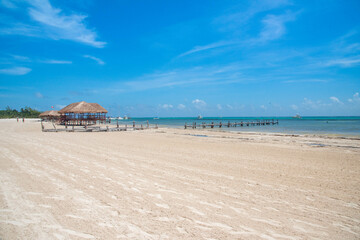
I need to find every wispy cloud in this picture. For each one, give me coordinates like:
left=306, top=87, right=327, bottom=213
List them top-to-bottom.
left=0, top=0, right=106, bottom=48
left=214, top=0, right=291, bottom=33
left=178, top=3, right=298, bottom=59
left=255, top=11, right=298, bottom=43
left=177, top=41, right=234, bottom=58
left=10, top=54, right=31, bottom=62
left=83, top=55, right=105, bottom=65
left=325, top=56, right=360, bottom=67
left=41, top=59, right=72, bottom=64
left=121, top=64, right=246, bottom=91
left=0, top=66, right=31, bottom=75
left=283, top=79, right=328, bottom=83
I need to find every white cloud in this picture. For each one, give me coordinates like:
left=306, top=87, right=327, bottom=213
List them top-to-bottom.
left=1, top=0, right=106, bottom=48
left=83, top=55, right=105, bottom=65
left=41, top=59, right=72, bottom=64
left=0, top=66, right=31, bottom=75
left=35, top=92, right=43, bottom=98
left=348, top=92, right=360, bottom=103
left=330, top=96, right=342, bottom=104
left=302, top=98, right=331, bottom=109
left=192, top=99, right=206, bottom=109
left=161, top=104, right=173, bottom=110
left=177, top=104, right=186, bottom=110
left=216, top=104, right=222, bottom=110
left=291, top=104, right=298, bottom=110
left=260, top=105, right=266, bottom=110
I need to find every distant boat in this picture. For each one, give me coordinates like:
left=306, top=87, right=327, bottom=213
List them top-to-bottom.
left=292, top=114, right=301, bottom=119
left=124, top=115, right=129, bottom=120
left=197, top=115, right=203, bottom=119
left=117, top=116, right=123, bottom=120
left=153, top=117, right=159, bottom=120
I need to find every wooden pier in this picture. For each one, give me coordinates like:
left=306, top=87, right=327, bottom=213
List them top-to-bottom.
left=184, top=120, right=279, bottom=129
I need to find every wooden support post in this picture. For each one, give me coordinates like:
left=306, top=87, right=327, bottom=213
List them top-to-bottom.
left=117, top=119, right=119, bottom=128
left=41, top=120, right=44, bottom=131
left=147, top=120, right=149, bottom=129
left=133, top=121, right=135, bottom=128
left=227, top=121, right=230, bottom=127
left=185, top=122, right=187, bottom=129
left=211, top=122, right=214, bottom=128
left=219, top=122, right=222, bottom=128
left=125, top=124, right=127, bottom=131
left=155, top=124, right=158, bottom=129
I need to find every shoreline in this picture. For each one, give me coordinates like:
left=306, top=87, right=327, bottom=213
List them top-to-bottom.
left=2, top=118, right=360, bottom=138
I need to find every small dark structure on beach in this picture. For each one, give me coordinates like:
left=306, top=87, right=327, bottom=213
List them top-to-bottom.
left=59, top=101, right=107, bottom=126
left=39, top=110, right=61, bottom=121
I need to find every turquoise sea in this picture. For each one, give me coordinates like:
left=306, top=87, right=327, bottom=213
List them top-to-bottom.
left=112, top=116, right=360, bottom=136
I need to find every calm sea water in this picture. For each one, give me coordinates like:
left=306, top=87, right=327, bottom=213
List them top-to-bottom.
left=111, top=117, right=360, bottom=136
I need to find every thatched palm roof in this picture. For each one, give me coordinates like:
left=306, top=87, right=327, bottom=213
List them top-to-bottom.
left=59, top=101, right=108, bottom=114
left=39, top=110, right=61, bottom=117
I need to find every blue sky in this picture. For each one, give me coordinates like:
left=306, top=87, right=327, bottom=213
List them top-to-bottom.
left=0, top=0, right=359, bottom=117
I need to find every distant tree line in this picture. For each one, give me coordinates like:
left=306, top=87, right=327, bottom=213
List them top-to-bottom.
left=0, top=106, right=41, bottom=118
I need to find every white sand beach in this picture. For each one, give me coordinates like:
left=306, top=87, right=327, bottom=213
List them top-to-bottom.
left=0, top=119, right=359, bottom=239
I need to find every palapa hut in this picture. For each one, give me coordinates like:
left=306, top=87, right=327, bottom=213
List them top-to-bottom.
left=59, top=101, right=108, bottom=126
left=39, top=110, right=61, bottom=121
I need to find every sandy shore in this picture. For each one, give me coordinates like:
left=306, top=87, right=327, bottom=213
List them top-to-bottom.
left=0, top=119, right=359, bottom=239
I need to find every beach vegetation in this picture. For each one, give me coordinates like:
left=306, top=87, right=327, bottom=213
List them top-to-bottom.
left=0, top=106, right=41, bottom=118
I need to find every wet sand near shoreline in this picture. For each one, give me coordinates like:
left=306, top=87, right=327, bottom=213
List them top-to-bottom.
left=1, top=119, right=359, bottom=239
